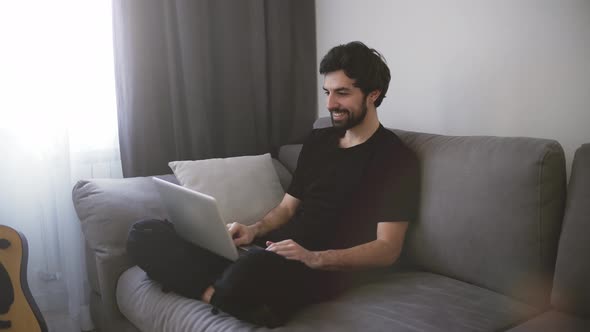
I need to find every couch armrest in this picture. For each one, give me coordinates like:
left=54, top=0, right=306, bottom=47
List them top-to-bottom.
left=551, top=143, right=590, bottom=317
left=72, top=176, right=169, bottom=252
left=73, top=176, right=169, bottom=330
left=91, top=249, right=134, bottom=329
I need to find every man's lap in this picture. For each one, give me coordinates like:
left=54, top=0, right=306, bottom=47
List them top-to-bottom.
left=126, top=219, right=346, bottom=324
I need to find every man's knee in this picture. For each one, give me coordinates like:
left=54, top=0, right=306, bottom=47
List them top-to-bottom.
left=126, top=219, right=177, bottom=268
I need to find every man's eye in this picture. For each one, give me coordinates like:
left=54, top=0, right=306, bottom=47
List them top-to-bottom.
left=324, top=91, right=330, bottom=96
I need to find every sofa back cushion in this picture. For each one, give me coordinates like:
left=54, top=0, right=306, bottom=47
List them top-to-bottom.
left=312, top=117, right=566, bottom=307
left=398, top=130, right=566, bottom=307
left=551, top=144, right=590, bottom=317
left=168, top=153, right=285, bottom=225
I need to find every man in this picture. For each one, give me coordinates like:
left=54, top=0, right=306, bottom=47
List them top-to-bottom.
left=127, top=41, right=419, bottom=327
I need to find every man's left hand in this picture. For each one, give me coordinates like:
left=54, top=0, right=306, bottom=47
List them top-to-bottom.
left=265, top=239, right=321, bottom=269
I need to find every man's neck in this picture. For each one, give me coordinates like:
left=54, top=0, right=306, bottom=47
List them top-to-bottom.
left=339, top=109, right=380, bottom=148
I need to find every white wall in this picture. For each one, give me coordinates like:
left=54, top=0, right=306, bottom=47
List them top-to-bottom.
left=316, top=0, right=590, bottom=173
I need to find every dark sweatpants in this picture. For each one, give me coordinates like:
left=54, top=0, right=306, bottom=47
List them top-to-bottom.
left=126, top=219, right=345, bottom=326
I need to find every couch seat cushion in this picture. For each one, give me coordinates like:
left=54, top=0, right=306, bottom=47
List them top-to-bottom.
left=118, top=266, right=252, bottom=332
left=117, top=267, right=540, bottom=332
left=506, top=310, right=590, bottom=332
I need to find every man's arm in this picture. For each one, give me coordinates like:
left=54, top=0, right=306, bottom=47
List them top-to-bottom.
left=228, top=193, right=300, bottom=246
left=266, top=221, right=408, bottom=271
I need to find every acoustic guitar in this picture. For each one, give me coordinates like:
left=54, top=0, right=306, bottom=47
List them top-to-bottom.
left=0, top=225, right=47, bottom=332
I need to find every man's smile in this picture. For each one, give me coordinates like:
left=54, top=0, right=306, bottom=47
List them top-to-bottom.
left=330, top=109, right=349, bottom=120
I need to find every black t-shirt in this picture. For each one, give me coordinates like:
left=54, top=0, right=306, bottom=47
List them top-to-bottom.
left=268, top=124, right=419, bottom=251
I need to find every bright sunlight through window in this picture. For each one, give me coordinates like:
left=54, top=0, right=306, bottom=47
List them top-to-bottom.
left=0, top=1, right=118, bottom=158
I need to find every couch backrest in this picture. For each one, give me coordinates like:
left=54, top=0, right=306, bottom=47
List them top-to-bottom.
left=311, top=117, right=566, bottom=307
left=551, top=143, right=590, bottom=317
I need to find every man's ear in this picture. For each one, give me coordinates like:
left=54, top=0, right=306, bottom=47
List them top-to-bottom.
left=368, top=90, right=381, bottom=104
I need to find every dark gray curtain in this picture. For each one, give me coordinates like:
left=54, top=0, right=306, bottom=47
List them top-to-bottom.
left=112, top=0, right=317, bottom=177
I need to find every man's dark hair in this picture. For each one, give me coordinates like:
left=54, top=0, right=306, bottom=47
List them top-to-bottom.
left=319, top=41, right=391, bottom=107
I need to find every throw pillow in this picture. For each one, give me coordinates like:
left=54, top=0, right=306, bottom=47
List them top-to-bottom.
left=168, top=153, right=284, bottom=225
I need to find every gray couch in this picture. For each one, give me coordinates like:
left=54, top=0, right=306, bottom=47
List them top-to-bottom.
left=72, top=118, right=589, bottom=331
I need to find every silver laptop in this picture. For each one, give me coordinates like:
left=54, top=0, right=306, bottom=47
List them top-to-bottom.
left=152, top=177, right=259, bottom=261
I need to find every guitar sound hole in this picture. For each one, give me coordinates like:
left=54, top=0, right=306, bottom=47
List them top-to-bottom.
left=0, top=239, right=10, bottom=249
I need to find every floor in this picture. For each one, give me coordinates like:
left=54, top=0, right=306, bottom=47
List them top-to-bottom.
left=43, top=311, right=88, bottom=332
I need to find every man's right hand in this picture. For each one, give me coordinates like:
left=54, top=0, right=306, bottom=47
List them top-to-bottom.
left=227, top=222, right=256, bottom=246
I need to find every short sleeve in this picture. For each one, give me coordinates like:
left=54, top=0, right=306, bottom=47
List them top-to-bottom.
left=286, top=132, right=313, bottom=200
left=374, top=149, right=420, bottom=223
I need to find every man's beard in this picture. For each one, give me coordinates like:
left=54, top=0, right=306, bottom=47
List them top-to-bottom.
left=330, top=101, right=368, bottom=130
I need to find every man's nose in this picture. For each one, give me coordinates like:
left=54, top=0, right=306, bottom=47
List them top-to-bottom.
left=326, top=93, right=338, bottom=110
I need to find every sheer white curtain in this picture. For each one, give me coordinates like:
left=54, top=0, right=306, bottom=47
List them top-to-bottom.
left=0, top=1, right=120, bottom=331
